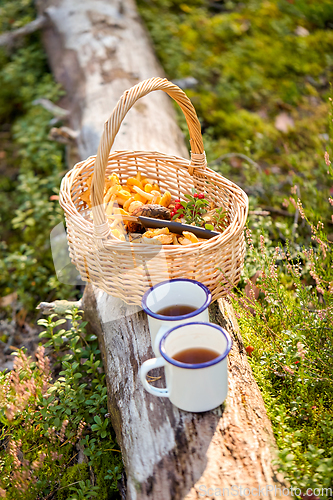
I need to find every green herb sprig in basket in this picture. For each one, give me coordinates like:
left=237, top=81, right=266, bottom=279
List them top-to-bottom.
left=171, top=189, right=227, bottom=232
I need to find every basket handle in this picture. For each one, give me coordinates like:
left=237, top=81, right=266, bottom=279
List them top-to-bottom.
left=91, top=77, right=206, bottom=232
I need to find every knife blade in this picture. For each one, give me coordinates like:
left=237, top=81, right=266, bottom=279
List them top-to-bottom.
left=107, top=214, right=219, bottom=239
left=138, top=217, right=219, bottom=239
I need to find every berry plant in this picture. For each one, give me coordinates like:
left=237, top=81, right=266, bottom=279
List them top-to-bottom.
left=230, top=155, right=333, bottom=495
left=171, top=189, right=209, bottom=225
left=171, top=189, right=226, bottom=231
left=0, top=307, right=123, bottom=499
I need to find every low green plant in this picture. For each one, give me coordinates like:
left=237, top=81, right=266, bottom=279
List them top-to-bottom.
left=0, top=0, right=77, bottom=314
left=231, top=154, right=333, bottom=495
left=171, top=188, right=227, bottom=231
left=172, top=188, right=210, bottom=225
left=208, top=206, right=228, bottom=232
left=0, top=308, right=123, bottom=499
left=68, top=480, right=100, bottom=500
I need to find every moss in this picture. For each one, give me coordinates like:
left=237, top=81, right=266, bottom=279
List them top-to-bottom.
left=137, top=0, right=333, bottom=229
left=94, top=453, right=123, bottom=500
left=57, top=463, right=90, bottom=500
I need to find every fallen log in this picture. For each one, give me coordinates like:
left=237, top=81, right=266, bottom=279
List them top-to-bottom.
left=38, top=0, right=189, bottom=161
left=38, top=1, right=289, bottom=498
left=83, top=287, right=289, bottom=499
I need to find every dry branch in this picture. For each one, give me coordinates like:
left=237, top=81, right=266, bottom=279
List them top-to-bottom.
left=0, top=15, right=47, bottom=47
left=32, top=98, right=70, bottom=118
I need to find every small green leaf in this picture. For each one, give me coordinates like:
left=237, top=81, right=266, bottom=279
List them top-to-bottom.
left=37, top=319, right=49, bottom=326
left=54, top=319, right=66, bottom=326
left=39, top=331, right=51, bottom=338
left=86, top=335, right=97, bottom=341
left=94, top=415, right=102, bottom=425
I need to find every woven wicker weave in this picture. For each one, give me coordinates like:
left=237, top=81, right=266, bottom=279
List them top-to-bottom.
left=59, top=77, right=248, bottom=305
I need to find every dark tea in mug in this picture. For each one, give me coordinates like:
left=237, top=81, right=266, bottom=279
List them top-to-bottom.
left=156, top=304, right=197, bottom=317
left=172, top=347, right=220, bottom=364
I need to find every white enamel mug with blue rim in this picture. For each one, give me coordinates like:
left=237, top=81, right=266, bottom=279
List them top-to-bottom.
left=141, top=279, right=211, bottom=356
left=140, top=322, right=232, bottom=412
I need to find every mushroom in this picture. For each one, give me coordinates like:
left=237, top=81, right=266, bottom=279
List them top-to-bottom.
left=160, top=190, right=172, bottom=207
left=128, top=200, right=144, bottom=213
left=131, top=204, right=171, bottom=220
left=182, top=231, right=199, bottom=243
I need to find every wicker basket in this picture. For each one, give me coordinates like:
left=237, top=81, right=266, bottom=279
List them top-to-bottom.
left=59, top=77, right=248, bottom=305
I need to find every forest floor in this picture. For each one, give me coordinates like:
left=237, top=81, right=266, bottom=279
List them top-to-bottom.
left=0, top=0, right=333, bottom=498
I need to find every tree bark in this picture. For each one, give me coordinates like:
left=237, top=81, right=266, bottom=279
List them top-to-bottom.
left=37, top=0, right=188, bottom=161
left=38, top=1, right=289, bottom=498
left=83, top=286, right=288, bottom=500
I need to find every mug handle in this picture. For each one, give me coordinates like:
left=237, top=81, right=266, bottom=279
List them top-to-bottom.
left=153, top=324, right=170, bottom=356
left=140, top=357, right=169, bottom=397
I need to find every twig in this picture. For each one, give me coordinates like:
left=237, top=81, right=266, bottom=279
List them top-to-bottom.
left=0, top=15, right=48, bottom=47
left=33, top=98, right=70, bottom=118
left=48, top=126, right=80, bottom=144
left=210, top=152, right=261, bottom=172
left=292, top=185, right=301, bottom=239
left=260, top=206, right=294, bottom=218
left=249, top=210, right=270, bottom=216
left=36, top=299, right=83, bottom=315
left=147, top=375, right=162, bottom=381
left=60, top=437, right=74, bottom=448
left=67, top=452, right=79, bottom=465
left=48, top=481, right=81, bottom=495
left=43, top=490, right=56, bottom=500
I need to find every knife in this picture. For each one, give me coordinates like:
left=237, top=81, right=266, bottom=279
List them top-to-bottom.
left=108, top=214, right=220, bottom=239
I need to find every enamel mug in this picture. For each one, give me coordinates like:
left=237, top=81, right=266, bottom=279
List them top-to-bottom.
left=141, top=279, right=211, bottom=356
left=139, top=322, right=232, bottom=413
